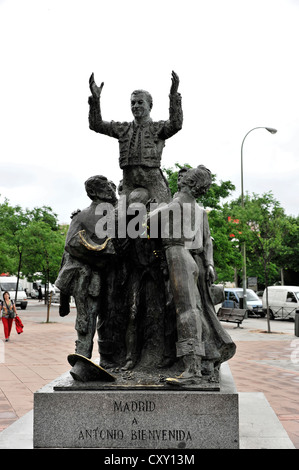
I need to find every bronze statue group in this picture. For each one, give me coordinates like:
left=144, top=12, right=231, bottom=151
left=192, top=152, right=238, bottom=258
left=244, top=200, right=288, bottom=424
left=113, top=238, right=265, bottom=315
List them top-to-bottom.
left=56, top=72, right=235, bottom=386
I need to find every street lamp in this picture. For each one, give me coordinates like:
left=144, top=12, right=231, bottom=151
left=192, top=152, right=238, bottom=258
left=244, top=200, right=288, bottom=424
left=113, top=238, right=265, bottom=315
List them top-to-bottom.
left=240, top=126, right=277, bottom=309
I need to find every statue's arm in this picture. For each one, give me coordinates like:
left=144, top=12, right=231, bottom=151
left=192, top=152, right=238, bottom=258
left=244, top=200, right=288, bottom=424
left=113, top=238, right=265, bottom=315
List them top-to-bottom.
left=159, top=71, right=183, bottom=139
left=88, top=73, right=118, bottom=137
left=88, top=73, right=104, bottom=131
left=88, top=94, right=104, bottom=132
left=202, top=211, right=215, bottom=283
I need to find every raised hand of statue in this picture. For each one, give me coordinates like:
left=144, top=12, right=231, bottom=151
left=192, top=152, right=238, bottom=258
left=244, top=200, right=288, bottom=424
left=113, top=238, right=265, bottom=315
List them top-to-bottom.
left=170, top=71, right=180, bottom=95
left=89, top=73, right=104, bottom=100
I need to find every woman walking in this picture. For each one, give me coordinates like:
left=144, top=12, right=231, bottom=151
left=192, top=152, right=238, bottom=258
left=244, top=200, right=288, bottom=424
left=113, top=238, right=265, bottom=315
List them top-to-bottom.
left=0, top=291, right=17, bottom=341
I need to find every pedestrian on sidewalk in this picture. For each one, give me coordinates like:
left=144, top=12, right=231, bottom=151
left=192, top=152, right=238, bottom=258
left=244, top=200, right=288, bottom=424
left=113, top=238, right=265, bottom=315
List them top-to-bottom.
left=38, top=286, right=42, bottom=302
left=0, top=291, right=17, bottom=342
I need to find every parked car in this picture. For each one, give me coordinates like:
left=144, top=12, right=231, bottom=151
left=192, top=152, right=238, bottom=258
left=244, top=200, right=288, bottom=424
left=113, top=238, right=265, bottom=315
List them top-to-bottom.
left=0, top=276, right=28, bottom=309
left=30, top=282, right=56, bottom=298
left=262, top=286, right=299, bottom=320
left=30, top=288, right=39, bottom=299
left=50, top=288, right=60, bottom=304
left=222, top=288, right=264, bottom=317
left=256, top=290, right=264, bottom=299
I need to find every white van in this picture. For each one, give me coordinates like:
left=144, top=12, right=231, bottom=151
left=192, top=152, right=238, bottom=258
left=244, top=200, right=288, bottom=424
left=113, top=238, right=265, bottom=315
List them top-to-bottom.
left=0, top=276, right=28, bottom=310
left=262, top=286, right=299, bottom=320
left=223, top=288, right=264, bottom=316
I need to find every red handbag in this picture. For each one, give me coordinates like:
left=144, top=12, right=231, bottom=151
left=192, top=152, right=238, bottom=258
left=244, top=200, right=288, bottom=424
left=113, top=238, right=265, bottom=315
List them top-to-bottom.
left=14, top=315, right=24, bottom=334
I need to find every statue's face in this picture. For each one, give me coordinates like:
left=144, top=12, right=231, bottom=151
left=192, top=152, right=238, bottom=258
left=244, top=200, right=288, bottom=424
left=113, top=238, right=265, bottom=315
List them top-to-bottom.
left=131, top=93, right=151, bottom=120
left=177, top=170, right=188, bottom=190
left=180, top=170, right=204, bottom=198
left=89, top=179, right=117, bottom=203
left=100, top=181, right=117, bottom=202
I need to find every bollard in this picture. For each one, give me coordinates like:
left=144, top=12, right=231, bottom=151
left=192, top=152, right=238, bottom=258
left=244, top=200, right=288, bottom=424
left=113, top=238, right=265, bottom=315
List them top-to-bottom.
left=295, top=310, right=299, bottom=337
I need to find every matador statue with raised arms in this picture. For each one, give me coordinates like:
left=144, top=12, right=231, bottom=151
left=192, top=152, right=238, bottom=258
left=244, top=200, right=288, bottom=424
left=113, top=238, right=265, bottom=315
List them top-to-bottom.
left=88, top=71, right=183, bottom=204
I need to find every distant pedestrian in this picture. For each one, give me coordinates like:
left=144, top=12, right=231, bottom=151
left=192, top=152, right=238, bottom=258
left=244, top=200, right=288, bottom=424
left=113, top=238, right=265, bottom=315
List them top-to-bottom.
left=38, top=286, right=42, bottom=302
left=0, top=291, right=17, bottom=341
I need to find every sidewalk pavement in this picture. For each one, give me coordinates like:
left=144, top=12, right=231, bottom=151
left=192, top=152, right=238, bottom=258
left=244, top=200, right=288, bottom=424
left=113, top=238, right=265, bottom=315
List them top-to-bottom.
left=0, top=300, right=298, bottom=448
left=228, top=315, right=299, bottom=448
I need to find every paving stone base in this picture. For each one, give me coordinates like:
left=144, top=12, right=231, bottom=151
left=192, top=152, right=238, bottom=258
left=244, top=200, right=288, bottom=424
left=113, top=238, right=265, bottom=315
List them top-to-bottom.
left=33, top=363, right=239, bottom=449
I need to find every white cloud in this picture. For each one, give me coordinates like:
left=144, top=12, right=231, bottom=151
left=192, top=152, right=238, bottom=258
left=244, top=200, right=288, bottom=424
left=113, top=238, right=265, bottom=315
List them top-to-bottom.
left=0, top=0, right=299, bottom=222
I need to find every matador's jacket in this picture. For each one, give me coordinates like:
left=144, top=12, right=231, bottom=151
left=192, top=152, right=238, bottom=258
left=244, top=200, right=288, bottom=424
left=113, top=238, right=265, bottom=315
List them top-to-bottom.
left=88, top=93, right=183, bottom=169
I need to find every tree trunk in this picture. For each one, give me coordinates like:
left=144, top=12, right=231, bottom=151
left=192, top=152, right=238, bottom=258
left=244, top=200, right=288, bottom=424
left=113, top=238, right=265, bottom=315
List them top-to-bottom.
left=15, top=251, right=22, bottom=304
left=265, top=263, right=271, bottom=333
left=234, top=267, right=238, bottom=287
left=46, top=268, right=50, bottom=323
left=281, top=268, right=284, bottom=286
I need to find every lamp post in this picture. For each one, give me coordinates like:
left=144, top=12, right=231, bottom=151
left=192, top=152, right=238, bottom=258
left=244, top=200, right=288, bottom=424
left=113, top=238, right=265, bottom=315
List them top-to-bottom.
left=240, top=127, right=277, bottom=309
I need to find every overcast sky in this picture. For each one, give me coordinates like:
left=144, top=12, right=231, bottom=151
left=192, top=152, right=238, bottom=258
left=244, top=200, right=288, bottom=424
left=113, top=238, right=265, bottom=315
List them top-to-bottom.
left=0, top=0, right=298, bottom=224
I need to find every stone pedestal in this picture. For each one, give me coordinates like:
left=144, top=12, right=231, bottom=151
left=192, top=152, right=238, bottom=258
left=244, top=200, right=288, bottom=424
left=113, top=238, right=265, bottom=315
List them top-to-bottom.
left=33, top=362, right=239, bottom=449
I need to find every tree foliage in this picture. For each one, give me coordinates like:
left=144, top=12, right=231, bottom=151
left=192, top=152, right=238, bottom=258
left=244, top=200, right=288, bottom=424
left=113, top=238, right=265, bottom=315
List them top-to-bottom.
left=163, top=163, right=235, bottom=209
left=163, top=163, right=238, bottom=282
left=163, top=165, right=299, bottom=288
left=227, top=192, right=298, bottom=286
left=0, top=196, right=66, bottom=284
left=208, top=204, right=242, bottom=283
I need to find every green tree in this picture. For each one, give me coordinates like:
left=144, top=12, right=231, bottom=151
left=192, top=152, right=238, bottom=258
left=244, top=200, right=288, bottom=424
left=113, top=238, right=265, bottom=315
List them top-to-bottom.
left=163, top=163, right=235, bottom=209
left=163, top=163, right=238, bottom=282
left=228, top=192, right=292, bottom=332
left=0, top=197, right=65, bottom=316
left=0, top=199, right=21, bottom=273
left=0, top=199, right=60, bottom=273
left=0, top=200, right=32, bottom=299
left=208, top=204, right=242, bottom=283
left=28, top=206, right=59, bottom=231
left=273, top=214, right=299, bottom=284
left=21, top=220, right=65, bottom=322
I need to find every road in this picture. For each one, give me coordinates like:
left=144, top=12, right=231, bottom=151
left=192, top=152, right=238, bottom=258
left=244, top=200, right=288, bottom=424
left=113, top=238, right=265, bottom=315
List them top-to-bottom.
left=0, top=300, right=299, bottom=447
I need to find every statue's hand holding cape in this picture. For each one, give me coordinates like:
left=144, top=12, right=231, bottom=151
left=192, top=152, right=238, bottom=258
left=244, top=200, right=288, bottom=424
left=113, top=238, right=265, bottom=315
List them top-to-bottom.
left=66, top=230, right=117, bottom=269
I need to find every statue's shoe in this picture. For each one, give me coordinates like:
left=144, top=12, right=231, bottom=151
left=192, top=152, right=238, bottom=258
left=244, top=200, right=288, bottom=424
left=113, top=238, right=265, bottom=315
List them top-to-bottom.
left=121, top=360, right=135, bottom=371
left=165, top=375, right=202, bottom=386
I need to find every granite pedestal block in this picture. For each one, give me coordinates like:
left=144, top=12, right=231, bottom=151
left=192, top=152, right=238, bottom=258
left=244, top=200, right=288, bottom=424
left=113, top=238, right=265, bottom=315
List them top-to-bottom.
left=33, top=363, right=239, bottom=449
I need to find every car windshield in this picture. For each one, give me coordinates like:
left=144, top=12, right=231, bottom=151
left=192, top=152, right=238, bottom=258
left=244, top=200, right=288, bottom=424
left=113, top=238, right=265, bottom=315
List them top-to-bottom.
left=1, top=283, right=24, bottom=291
left=237, top=290, right=259, bottom=301
left=295, top=292, right=299, bottom=301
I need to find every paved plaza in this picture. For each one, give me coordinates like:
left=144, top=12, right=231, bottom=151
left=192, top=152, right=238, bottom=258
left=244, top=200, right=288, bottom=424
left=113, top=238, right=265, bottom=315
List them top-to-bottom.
left=0, top=299, right=298, bottom=448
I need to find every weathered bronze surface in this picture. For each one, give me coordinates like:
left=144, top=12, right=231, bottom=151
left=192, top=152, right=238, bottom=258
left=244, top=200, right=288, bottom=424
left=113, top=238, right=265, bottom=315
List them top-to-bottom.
left=56, top=72, right=236, bottom=388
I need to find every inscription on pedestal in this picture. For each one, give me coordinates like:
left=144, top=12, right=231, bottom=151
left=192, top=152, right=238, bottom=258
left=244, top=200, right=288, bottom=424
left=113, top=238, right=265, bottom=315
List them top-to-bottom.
left=34, top=366, right=239, bottom=449
left=77, top=399, right=192, bottom=446
left=78, top=401, right=192, bottom=442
